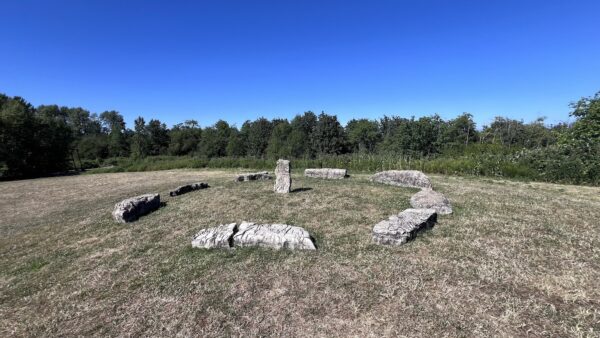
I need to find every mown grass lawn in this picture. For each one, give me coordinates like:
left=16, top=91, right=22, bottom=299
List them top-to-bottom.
left=1, top=169, right=599, bottom=337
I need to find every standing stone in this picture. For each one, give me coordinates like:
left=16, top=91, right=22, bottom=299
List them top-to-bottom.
left=274, top=159, right=291, bottom=193
left=304, top=168, right=347, bottom=179
left=370, top=170, right=433, bottom=189
left=410, top=189, right=452, bottom=215
left=112, top=193, right=160, bottom=223
left=372, top=208, right=437, bottom=245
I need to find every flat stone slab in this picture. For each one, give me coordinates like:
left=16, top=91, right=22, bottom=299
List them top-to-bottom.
left=274, top=159, right=291, bottom=193
left=304, top=168, right=347, bottom=179
left=371, top=170, right=432, bottom=189
left=235, top=171, right=272, bottom=182
left=169, top=182, right=209, bottom=196
left=410, top=189, right=452, bottom=215
left=112, top=193, right=160, bottom=223
left=372, top=208, right=437, bottom=245
left=191, top=222, right=316, bottom=250
left=191, top=223, right=237, bottom=249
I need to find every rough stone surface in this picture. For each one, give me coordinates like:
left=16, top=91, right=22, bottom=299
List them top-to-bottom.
left=274, top=159, right=291, bottom=193
left=304, top=168, right=347, bottom=179
left=370, top=170, right=433, bottom=189
left=235, top=171, right=272, bottom=182
left=169, top=182, right=209, bottom=196
left=410, top=189, right=452, bottom=215
left=112, top=193, right=160, bottom=223
left=372, top=208, right=437, bottom=245
left=233, top=222, right=316, bottom=250
left=191, top=223, right=237, bottom=249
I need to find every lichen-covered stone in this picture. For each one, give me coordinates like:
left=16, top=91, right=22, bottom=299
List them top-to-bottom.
left=274, top=159, right=291, bottom=193
left=304, top=168, right=347, bottom=179
left=371, top=170, right=432, bottom=189
left=235, top=171, right=272, bottom=182
left=169, top=182, right=209, bottom=196
left=410, top=189, right=452, bottom=215
left=112, top=194, right=160, bottom=223
left=372, top=208, right=437, bottom=245
left=233, top=222, right=316, bottom=250
left=191, top=223, right=237, bottom=249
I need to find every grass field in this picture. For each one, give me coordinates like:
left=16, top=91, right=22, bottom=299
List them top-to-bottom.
left=1, top=169, right=599, bottom=337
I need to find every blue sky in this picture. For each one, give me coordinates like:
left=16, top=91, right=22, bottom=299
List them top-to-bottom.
left=1, top=0, right=599, bottom=129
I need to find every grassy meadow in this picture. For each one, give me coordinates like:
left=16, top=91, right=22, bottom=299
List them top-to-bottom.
left=0, top=169, right=599, bottom=336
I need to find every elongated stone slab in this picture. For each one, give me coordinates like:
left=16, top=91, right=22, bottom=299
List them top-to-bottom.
left=274, top=159, right=291, bottom=193
left=304, top=168, right=347, bottom=179
left=371, top=170, right=432, bottom=189
left=235, top=171, right=272, bottom=182
left=169, top=182, right=209, bottom=196
left=410, top=189, right=452, bottom=215
left=112, top=193, right=160, bottom=223
left=372, top=208, right=437, bottom=245
left=233, top=222, right=316, bottom=250
left=191, top=223, right=237, bottom=249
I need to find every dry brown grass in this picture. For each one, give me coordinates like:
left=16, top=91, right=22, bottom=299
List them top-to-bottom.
left=1, top=169, right=599, bottom=337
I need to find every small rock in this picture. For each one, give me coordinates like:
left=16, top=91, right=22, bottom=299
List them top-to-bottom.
left=274, top=159, right=291, bottom=193
left=304, top=168, right=348, bottom=179
left=371, top=170, right=432, bottom=189
left=235, top=171, right=272, bottom=182
left=169, top=182, right=209, bottom=196
left=410, top=189, right=452, bottom=215
left=112, top=194, right=160, bottom=223
left=372, top=208, right=437, bottom=245
left=233, top=222, right=316, bottom=250
left=191, top=223, right=237, bottom=249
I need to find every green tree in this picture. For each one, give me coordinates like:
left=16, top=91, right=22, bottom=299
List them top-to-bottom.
left=100, top=110, right=129, bottom=157
left=312, top=112, right=347, bottom=155
left=346, top=118, right=381, bottom=153
left=266, top=120, right=293, bottom=158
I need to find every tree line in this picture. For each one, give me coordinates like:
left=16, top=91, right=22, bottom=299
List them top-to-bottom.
left=1, top=91, right=598, bottom=183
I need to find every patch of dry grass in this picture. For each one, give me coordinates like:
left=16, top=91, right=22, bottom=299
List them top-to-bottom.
left=1, top=169, right=599, bottom=337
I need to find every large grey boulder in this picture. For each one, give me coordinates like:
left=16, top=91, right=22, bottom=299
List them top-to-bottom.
left=274, top=159, right=291, bottom=193
left=304, top=168, right=347, bottom=179
left=371, top=170, right=432, bottom=189
left=235, top=171, right=272, bottom=182
left=169, top=182, right=209, bottom=196
left=410, top=189, right=452, bottom=215
left=112, top=193, right=160, bottom=223
left=372, top=208, right=437, bottom=245
left=233, top=222, right=316, bottom=250
left=191, top=223, right=237, bottom=249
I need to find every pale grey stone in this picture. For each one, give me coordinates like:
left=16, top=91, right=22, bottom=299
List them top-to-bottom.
left=274, top=159, right=291, bottom=193
left=304, top=168, right=347, bottom=179
left=371, top=170, right=433, bottom=189
left=235, top=171, right=272, bottom=182
left=169, top=182, right=209, bottom=196
left=410, top=189, right=452, bottom=215
left=112, top=193, right=160, bottom=223
left=372, top=208, right=437, bottom=245
left=233, top=222, right=316, bottom=250
left=191, top=223, right=236, bottom=249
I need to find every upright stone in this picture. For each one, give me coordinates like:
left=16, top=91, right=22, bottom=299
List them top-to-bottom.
left=274, top=159, right=291, bottom=193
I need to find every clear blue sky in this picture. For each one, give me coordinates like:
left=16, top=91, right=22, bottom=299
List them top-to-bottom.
left=1, top=0, right=599, bottom=129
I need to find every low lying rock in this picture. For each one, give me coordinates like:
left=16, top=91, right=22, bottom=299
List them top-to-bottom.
left=304, top=168, right=347, bottom=179
left=371, top=170, right=432, bottom=189
left=235, top=171, right=272, bottom=182
left=169, top=182, right=209, bottom=196
left=410, top=189, right=452, bottom=215
left=112, top=193, right=160, bottom=223
left=372, top=208, right=437, bottom=245
left=191, top=222, right=316, bottom=250
left=234, top=222, right=316, bottom=250
left=191, top=223, right=236, bottom=249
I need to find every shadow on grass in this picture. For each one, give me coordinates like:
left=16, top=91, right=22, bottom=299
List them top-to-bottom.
left=291, top=187, right=312, bottom=193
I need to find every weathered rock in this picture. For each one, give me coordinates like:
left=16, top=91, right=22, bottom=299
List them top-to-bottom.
left=274, top=159, right=291, bottom=193
left=304, top=168, right=347, bottom=179
left=371, top=170, right=432, bottom=189
left=235, top=171, right=273, bottom=182
left=169, top=182, right=209, bottom=196
left=410, top=189, right=452, bottom=215
left=112, top=193, right=160, bottom=223
left=372, top=208, right=437, bottom=245
left=233, top=222, right=316, bottom=250
left=191, top=223, right=237, bottom=249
